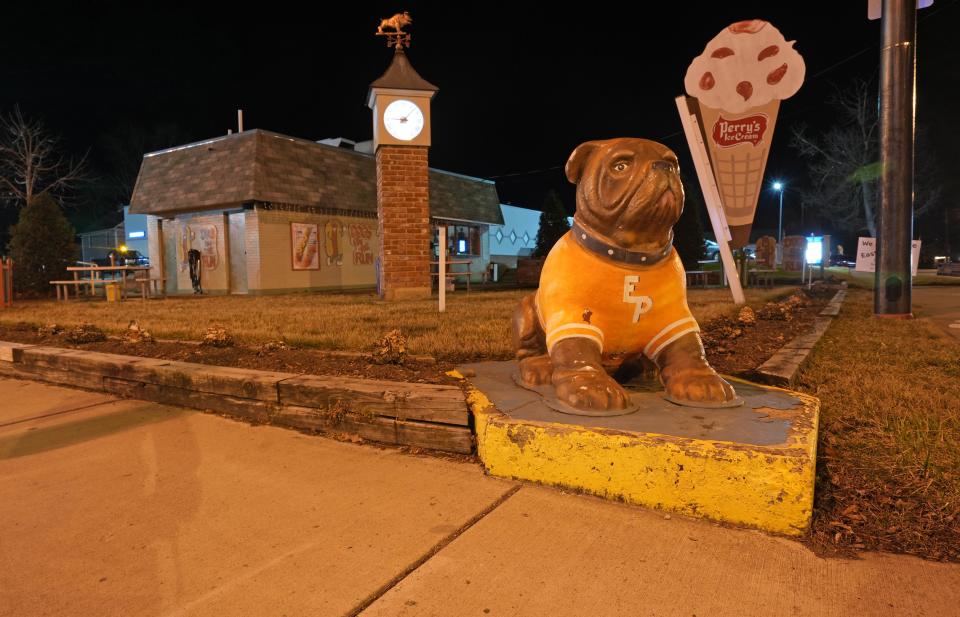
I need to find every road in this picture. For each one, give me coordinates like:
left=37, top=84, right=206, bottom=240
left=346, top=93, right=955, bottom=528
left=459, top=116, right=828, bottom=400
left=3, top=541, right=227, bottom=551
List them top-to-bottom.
left=914, top=285, right=960, bottom=340
left=1, top=377, right=958, bottom=617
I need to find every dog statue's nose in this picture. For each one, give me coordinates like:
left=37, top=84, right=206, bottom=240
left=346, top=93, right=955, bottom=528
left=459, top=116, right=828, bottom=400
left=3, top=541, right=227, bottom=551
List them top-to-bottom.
left=651, top=160, right=676, bottom=173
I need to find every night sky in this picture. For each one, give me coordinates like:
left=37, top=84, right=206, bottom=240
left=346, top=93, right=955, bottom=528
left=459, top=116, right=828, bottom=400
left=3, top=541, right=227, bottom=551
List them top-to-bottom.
left=2, top=1, right=958, bottom=238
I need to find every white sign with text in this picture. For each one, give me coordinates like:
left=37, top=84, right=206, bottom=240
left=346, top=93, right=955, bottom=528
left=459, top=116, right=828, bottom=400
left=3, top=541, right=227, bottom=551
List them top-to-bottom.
left=855, top=237, right=921, bottom=275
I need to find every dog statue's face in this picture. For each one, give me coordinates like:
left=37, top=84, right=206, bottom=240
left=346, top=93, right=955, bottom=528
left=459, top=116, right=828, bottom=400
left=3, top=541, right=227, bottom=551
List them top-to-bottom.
left=565, top=138, right=684, bottom=249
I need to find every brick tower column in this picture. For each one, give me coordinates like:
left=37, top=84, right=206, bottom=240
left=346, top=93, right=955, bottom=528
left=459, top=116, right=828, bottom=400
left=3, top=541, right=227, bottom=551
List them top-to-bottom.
left=368, top=43, right=438, bottom=300
left=376, top=145, right=431, bottom=300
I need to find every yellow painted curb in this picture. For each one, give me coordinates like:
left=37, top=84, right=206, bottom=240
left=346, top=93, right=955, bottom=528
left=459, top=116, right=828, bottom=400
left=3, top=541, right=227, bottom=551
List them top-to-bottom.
left=465, top=377, right=819, bottom=536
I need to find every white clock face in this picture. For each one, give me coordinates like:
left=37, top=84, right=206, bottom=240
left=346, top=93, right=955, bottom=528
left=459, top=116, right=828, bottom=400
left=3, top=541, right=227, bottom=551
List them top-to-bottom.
left=383, top=99, right=425, bottom=141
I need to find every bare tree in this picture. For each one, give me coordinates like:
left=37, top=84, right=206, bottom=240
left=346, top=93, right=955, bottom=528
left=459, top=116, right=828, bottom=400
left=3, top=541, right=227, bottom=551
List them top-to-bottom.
left=791, top=79, right=940, bottom=239
left=0, top=106, right=87, bottom=208
left=100, top=120, right=191, bottom=204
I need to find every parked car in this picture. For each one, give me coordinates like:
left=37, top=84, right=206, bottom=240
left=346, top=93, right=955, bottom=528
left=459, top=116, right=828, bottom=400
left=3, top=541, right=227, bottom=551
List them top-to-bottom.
left=704, top=240, right=720, bottom=260
left=703, top=241, right=756, bottom=262
left=93, top=248, right=149, bottom=267
left=828, top=254, right=856, bottom=268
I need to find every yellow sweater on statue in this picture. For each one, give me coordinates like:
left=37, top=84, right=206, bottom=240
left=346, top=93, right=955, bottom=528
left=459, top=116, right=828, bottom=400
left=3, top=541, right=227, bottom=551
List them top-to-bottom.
left=536, top=231, right=699, bottom=360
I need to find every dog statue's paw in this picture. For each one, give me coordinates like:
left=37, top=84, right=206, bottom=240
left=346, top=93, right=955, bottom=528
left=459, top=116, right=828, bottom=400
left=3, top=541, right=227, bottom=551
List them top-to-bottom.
left=518, top=355, right=554, bottom=386
left=553, top=367, right=630, bottom=411
left=663, top=368, right=736, bottom=405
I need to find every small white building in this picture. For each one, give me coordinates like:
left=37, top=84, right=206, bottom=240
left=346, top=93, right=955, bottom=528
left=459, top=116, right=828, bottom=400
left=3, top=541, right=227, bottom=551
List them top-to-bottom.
left=128, top=129, right=504, bottom=294
left=488, top=204, right=574, bottom=270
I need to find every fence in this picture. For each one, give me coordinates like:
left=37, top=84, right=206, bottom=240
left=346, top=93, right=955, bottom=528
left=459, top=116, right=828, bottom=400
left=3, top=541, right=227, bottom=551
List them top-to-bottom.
left=79, top=225, right=124, bottom=263
left=1, top=257, right=11, bottom=308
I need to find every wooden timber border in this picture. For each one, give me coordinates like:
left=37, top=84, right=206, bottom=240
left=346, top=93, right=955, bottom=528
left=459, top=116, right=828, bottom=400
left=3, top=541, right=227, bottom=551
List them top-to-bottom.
left=750, top=282, right=848, bottom=387
left=0, top=342, right=472, bottom=454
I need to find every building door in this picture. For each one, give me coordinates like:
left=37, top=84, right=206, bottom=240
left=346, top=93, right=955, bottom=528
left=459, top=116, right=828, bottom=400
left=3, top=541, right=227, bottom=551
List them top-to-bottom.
left=228, top=212, right=248, bottom=294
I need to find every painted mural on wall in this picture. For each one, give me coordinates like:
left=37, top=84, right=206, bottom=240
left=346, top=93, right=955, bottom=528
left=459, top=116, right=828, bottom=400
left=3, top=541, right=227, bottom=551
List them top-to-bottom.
left=324, top=220, right=344, bottom=266
left=291, top=222, right=320, bottom=270
left=349, top=223, right=375, bottom=266
left=178, top=224, right=220, bottom=271
left=755, top=235, right=777, bottom=268
left=782, top=235, right=806, bottom=272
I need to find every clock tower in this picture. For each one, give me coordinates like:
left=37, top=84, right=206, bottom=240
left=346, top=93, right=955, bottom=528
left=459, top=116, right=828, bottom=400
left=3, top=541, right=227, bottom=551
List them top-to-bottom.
left=368, top=37, right=438, bottom=301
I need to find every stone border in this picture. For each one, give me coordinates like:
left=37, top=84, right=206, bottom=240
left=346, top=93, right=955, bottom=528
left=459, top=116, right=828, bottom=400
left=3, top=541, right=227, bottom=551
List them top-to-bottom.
left=752, top=283, right=848, bottom=386
left=0, top=342, right=472, bottom=454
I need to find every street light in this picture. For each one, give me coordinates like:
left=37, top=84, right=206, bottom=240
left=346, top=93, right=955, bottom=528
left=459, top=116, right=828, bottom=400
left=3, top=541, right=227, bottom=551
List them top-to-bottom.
left=772, top=181, right=784, bottom=244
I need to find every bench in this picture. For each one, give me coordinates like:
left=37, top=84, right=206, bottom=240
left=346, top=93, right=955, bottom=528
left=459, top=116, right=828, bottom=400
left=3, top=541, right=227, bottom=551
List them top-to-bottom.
left=431, top=260, right=473, bottom=292
left=937, top=262, right=960, bottom=277
left=749, top=269, right=776, bottom=289
left=431, top=270, right=471, bottom=292
left=685, top=270, right=713, bottom=287
left=133, top=277, right=166, bottom=300
left=50, top=279, right=111, bottom=301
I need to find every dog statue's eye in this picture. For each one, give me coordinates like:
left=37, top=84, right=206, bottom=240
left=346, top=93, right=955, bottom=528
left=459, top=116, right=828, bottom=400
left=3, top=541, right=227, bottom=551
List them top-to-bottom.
left=613, top=161, right=629, bottom=172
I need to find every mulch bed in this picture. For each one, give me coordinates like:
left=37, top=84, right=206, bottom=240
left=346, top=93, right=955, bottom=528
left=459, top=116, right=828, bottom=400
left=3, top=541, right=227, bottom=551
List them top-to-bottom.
left=0, top=284, right=835, bottom=386
left=702, top=284, right=833, bottom=376
left=0, top=323, right=459, bottom=385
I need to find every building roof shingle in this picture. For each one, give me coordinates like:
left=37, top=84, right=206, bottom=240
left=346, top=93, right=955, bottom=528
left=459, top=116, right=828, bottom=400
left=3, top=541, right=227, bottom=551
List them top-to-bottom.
left=129, top=129, right=502, bottom=225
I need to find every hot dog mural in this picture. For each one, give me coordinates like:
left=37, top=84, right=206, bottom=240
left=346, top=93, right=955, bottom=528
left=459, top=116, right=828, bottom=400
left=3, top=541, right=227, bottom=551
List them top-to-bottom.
left=324, top=220, right=344, bottom=266
left=291, top=222, right=320, bottom=270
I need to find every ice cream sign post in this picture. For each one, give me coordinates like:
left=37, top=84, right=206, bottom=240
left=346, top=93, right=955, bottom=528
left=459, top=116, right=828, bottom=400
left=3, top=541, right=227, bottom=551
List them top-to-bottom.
left=675, top=20, right=806, bottom=304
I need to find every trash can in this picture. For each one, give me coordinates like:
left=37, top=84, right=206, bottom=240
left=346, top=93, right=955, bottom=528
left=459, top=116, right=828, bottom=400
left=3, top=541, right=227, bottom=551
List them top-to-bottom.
left=105, top=282, right=121, bottom=302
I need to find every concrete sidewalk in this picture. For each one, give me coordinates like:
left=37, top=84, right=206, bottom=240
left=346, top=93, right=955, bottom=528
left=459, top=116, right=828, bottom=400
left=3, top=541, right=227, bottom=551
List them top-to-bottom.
left=914, top=285, right=960, bottom=341
left=1, top=377, right=957, bottom=616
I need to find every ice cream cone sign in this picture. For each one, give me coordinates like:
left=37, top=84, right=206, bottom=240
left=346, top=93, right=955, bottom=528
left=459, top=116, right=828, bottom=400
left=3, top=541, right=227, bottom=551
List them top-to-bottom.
left=684, top=20, right=805, bottom=247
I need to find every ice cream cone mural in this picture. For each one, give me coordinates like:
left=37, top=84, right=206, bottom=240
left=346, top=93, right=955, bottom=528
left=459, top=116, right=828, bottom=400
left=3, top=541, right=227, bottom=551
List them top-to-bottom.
left=684, top=20, right=805, bottom=247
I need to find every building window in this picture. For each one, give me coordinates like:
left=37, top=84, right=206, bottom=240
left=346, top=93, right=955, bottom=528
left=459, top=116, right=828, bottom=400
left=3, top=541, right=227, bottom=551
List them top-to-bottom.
left=433, top=224, right=483, bottom=257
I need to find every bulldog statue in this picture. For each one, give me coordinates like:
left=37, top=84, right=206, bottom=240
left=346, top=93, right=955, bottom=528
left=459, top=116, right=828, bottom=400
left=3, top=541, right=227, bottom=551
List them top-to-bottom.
left=512, top=138, right=737, bottom=414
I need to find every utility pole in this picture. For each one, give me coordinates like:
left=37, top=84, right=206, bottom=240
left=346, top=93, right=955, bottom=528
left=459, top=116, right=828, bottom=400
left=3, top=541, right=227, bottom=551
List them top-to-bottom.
left=875, top=0, right=917, bottom=317
left=775, top=182, right=784, bottom=244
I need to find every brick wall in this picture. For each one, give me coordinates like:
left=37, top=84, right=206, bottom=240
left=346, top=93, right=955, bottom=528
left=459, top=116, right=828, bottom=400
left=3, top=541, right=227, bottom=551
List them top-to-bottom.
left=376, top=145, right=431, bottom=300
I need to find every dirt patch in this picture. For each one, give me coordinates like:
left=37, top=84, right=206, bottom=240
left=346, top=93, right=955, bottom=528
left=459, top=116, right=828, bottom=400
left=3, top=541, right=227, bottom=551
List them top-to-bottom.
left=702, top=284, right=833, bottom=376
left=0, top=285, right=835, bottom=386
left=0, top=321, right=458, bottom=385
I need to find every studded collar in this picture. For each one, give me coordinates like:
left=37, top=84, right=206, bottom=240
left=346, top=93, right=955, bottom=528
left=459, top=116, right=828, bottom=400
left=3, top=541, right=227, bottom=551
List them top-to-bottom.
left=570, top=220, right=673, bottom=267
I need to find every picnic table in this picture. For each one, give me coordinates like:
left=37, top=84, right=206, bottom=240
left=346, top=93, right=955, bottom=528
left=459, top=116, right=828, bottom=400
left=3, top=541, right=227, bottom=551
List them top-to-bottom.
left=430, top=259, right=473, bottom=292
left=52, top=265, right=154, bottom=301
left=748, top=268, right=776, bottom=289
left=685, top=270, right=717, bottom=288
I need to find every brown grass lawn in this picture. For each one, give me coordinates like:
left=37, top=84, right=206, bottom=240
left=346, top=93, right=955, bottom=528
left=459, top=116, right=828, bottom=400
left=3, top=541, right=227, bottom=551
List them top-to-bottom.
left=0, top=286, right=792, bottom=361
left=797, top=289, right=960, bottom=560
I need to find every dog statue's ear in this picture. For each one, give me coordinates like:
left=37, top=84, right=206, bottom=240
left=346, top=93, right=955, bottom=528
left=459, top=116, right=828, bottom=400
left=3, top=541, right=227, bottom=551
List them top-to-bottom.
left=565, top=141, right=601, bottom=185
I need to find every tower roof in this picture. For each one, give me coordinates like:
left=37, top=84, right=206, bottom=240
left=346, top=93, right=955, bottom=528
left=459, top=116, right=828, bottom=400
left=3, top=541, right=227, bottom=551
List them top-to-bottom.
left=369, top=48, right=438, bottom=94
